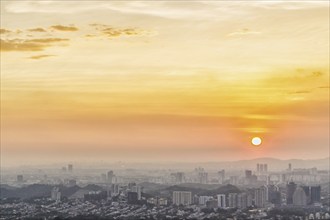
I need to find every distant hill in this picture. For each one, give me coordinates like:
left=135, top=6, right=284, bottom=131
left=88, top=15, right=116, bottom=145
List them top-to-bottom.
left=138, top=182, right=168, bottom=193
left=146, top=183, right=240, bottom=197
left=0, top=184, right=106, bottom=199
left=0, top=184, right=53, bottom=199
left=198, top=184, right=241, bottom=196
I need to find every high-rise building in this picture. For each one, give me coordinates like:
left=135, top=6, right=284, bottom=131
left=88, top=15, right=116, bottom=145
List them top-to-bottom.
left=288, top=163, right=292, bottom=171
left=68, top=164, right=73, bottom=172
left=257, top=164, right=268, bottom=173
left=264, top=164, right=268, bottom=172
left=107, top=170, right=114, bottom=184
left=218, top=170, right=225, bottom=184
left=245, top=170, right=252, bottom=178
left=198, top=171, right=208, bottom=184
left=171, top=172, right=185, bottom=184
left=17, top=175, right=23, bottom=183
left=229, top=176, right=238, bottom=185
left=286, top=182, right=297, bottom=205
left=110, top=184, right=120, bottom=196
left=131, top=185, right=143, bottom=200
left=268, top=185, right=281, bottom=205
left=254, top=186, right=267, bottom=208
left=310, top=186, right=321, bottom=204
left=51, top=187, right=61, bottom=203
left=293, top=187, right=307, bottom=206
left=172, top=191, right=192, bottom=205
left=127, top=192, right=138, bottom=204
left=228, top=193, right=237, bottom=208
left=237, top=193, right=248, bottom=209
left=217, top=194, right=226, bottom=208
left=199, top=196, right=213, bottom=205
left=206, top=199, right=218, bottom=209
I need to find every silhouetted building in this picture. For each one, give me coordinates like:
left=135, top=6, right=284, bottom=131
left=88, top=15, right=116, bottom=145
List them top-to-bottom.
left=68, top=164, right=73, bottom=172
left=257, top=164, right=268, bottom=173
left=107, top=170, right=114, bottom=184
left=218, top=170, right=225, bottom=184
left=245, top=170, right=252, bottom=178
left=197, top=171, right=208, bottom=184
left=171, top=172, right=185, bottom=184
left=17, top=175, right=23, bottom=183
left=230, top=176, right=238, bottom=185
left=286, top=182, right=297, bottom=205
left=131, top=185, right=143, bottom=200
left=268, top=185, right=281, bottom=205
left=254, top=186, right=267, bottom=208
left=310, top=186, right=321, bottom=204
left=51, top=187, right=61, bottom=203
left=293, top=187, right=307, bottom=206
left=172, top=191, right=192, bottom=205
left=127, top=192, right=139, bottom=204
left=228, top=193, right=237, bottom=208
left=237, top=193, right=248, bottom=209
left=217, top=194, right=226, bottom=208
left=199, top=196, right=213, bottom=205
left=206, top=199, right=218, bottom=209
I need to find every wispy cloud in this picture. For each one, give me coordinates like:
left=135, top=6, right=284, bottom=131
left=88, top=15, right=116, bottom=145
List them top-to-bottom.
left=90, top=23, right=156, bottom=38
left=51, top=25, right=78, bottom=32
left=28, top=28, right=47, bottom=32
left=227, top=28, right=261, bottom=37
left=0, top=29, right=12, bottom=34
left=0, top=38, right=69, bottom=52
left=28, top=54, right=55, bottom=60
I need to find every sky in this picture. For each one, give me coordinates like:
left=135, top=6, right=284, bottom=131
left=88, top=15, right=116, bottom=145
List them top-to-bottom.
left=1, top=1, right=329, bottom=167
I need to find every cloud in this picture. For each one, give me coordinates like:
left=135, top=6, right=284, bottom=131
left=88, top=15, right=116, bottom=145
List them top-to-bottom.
left=91, top=24, right=155, bottom=38
left=51, top=25, right=78, bottom=31
left=28, top=28, right=47, bottom=32
left=227, top=28, right=261, bottom=37
left=0, top=29, right=12, bottom=34
left=0, top=38, right=69, bottom=52
left=26, top=38, right=69, bottom=43
left=1, top=39, right=45, bottom=51
left=28, top=54, right=55, bottom=60
left=318, top=86, right=329, bottom=89
left=288, top=90, right=311, bottom=94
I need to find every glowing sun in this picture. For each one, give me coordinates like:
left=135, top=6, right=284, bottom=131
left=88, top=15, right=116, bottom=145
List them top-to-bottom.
left=251, top=137, right=262, bottom=146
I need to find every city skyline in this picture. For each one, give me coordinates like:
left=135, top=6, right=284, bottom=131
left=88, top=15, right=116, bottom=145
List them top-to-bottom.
left=1, top=1, right=329, bottom=166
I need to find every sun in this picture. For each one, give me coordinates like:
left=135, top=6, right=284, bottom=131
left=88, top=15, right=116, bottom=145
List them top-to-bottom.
left=251, top=137, right=262, bottom=146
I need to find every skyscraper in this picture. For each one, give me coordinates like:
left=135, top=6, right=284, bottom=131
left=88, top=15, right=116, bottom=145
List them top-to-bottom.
left=68, top=164, right=73, bottom=172
left=107, top=170, right=114, bottom=184
left=218, top=170, right=225, bottom=184
left=245, top=170, right=252, bottom=178
left=197, top=171, right=208, bottom=184
left=171, top=172, right=185, bottom=184
left=16, top=175, right=23, bottom=183
left=286, top=182, right=297, bottom=205
left=131, top=185, right=143, bottom=200
left=254, top=186, right=267, bottom=208
left=310, top=186, right=321, bottom=204
left=51, top=187, right=61, bottom=203
left=293, top=187, right=307, bottom=206
left=172, top=191, right=192, bottom=205
left=228, top=193, right=238, bottom=208
left=237, top=193, right=248, bottom=209
left=217, top=194, right=226, bottom=208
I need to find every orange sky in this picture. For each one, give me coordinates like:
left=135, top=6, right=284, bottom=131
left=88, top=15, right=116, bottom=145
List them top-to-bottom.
left=1, top=1, right=329, bottom=167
